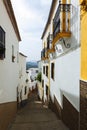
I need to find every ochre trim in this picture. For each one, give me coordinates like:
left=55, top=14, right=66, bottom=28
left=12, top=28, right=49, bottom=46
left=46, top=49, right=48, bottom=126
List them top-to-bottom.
left=3, top=0, right=21, bottom=41
left=61, top=0, right=66, bottom=32
left=62, top=0, right=66, bottom=4
left=80, top=5, right=87, bottom=80
left=62, top=12, right=66, bottom=32
left=52, top=32, right=71, bottom=47
left=47, top=48, right=55, bottom=53
left=41, top=57, right=48, bottom=61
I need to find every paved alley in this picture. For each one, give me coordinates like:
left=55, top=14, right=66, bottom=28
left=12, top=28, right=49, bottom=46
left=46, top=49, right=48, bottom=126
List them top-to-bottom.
left=8, top=91, right=69, bottom=130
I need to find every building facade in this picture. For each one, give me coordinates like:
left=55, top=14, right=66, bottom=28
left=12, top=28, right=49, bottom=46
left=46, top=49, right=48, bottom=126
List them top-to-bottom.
left=0, top=0, right=21, bottom=129
left=41, top=0, right=83, bottom=130
left=18, top=53, right=29, bottom=108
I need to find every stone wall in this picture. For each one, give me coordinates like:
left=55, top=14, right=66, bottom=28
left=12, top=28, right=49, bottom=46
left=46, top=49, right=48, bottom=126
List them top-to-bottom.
left=80, top=80, right=87, bottom=130
left=49, top=95, right=79, bottom=130
left=62, top=95, right=79, bottom=130
left=0, top=102, right=17, bottom=130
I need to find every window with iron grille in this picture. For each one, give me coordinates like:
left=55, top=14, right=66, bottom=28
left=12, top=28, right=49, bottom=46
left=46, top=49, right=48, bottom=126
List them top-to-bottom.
left=0, top=26, right=5, bottom=59
left=51, top=63, right=55, bottom=80
left=43, top=66, right=45, bottom=74
left=46, top=66, right=48, bottom=77
left=46, top=85, right=48, bottom=95
left=24, top=86, right=27, bottom=95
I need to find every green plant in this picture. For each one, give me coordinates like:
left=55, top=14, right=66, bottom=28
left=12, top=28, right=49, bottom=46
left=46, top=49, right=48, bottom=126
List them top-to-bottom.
left=36, top=72, right=42, bottom=82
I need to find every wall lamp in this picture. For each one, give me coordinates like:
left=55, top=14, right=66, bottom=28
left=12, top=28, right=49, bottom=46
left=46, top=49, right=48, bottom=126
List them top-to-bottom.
left=60, top=38, right=71, bottom=48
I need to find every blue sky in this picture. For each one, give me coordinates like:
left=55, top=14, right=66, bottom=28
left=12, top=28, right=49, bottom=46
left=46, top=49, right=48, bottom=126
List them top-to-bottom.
left=11, top=0, right=52, bottom=61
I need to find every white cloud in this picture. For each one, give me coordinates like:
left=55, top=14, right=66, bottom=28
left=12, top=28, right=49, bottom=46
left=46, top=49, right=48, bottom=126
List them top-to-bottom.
left=11, top=0, right=52, bottom=61
left=40, top=0, right=52, bottom=6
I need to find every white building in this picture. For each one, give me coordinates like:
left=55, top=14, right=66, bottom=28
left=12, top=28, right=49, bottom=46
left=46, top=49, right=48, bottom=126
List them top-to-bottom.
left=0, top=0, right=21, bottom=129
left=41, top=0, right=80, bottom=130
left=18, top=53, right=29, bottom=108
left=37, top=60, right=42, bottom=73
left=37, top=60, right=43, bottom=100
left=27, top=68, right=38, bottom=91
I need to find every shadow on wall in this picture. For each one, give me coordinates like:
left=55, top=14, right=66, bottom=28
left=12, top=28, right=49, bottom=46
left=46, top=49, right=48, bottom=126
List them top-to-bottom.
left=60, top=89, right=79, bottom=130
left=60, top=89, right=79, bottom=111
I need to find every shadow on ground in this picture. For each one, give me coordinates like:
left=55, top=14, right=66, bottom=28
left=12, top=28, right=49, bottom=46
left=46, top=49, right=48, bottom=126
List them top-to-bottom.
left=8, top=90, right=69, bottom=130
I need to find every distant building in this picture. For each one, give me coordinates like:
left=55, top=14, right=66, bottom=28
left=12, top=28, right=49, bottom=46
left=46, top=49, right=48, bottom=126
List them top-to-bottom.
left=0, top=0, right=21, bottom=129
left=18, top=53, right=29, bottom=108
left=37, top=60, right=43, bottom=100
left=27, top=68, right=38, bottom=91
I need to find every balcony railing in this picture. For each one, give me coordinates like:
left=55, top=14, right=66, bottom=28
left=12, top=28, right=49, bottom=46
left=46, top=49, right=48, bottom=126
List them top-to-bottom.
left=53, top=4, right=71, bottom=38
left=60, top=4, right=71, bottom=12
left=47, top=34, right=53, bottom=50
left=41, top=48, right=47, bottom=59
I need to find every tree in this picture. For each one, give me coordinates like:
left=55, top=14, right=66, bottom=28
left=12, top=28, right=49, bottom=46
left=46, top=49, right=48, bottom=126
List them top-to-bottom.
left=36, top=72, right=41, bottom=82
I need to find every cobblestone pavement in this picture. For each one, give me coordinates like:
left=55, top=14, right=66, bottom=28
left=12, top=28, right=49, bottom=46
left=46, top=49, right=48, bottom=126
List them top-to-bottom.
left=8, top=91, right=69, bottom=130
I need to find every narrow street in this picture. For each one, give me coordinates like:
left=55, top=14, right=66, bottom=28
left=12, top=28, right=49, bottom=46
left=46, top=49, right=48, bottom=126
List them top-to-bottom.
left=8, top=90, right=69, bottom=130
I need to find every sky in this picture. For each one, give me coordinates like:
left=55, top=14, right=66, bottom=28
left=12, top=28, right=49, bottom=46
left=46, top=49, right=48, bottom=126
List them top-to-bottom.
left=11, top=0, right=52, bottom=61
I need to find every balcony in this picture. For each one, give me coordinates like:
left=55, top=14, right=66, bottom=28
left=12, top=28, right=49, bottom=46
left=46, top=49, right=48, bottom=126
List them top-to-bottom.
left=53, top=4, right=71, bottom=47
left=47, top=34, right=55, bottom=53
left=47, top=34, right=53, bottom=49
left=41, top=48, right=48, bottom=60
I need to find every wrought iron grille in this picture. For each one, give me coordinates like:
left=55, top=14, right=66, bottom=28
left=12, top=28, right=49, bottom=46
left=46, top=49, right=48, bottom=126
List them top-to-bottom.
left=53, top=4, right=71, bottom=38
left=60, top=4, right=71, bottom=12
left=47, top=34, right=53, bottom=49
left=41, top=48, right=47, bottom=58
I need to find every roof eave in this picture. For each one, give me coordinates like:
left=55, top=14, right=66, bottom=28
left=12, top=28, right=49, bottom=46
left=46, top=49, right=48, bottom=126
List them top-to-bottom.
left=3, top=0, right=21, bottom=42
left=41, top=0, right=57, bottom=40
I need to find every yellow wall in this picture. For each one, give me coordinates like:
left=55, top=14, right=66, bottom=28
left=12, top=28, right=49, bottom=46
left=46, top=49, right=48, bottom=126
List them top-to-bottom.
left=80, top=0, right=87, bottom=80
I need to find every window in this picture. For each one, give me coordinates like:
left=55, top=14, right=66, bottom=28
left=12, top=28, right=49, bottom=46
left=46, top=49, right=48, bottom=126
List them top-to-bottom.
left=0, top=26, right=5, bottom=59
left=51, top=63, right=55, bottom=79
left=43, top=66, right=45, bottom=74
left=46, top=66, right=48, bottom=77
left=36, top=70, right=38, bottom=73
left=42, top=80, right=44, bottom=88
left=46, top=85, right=48, bottom=95
left=24, top=86, right=27, bottom=95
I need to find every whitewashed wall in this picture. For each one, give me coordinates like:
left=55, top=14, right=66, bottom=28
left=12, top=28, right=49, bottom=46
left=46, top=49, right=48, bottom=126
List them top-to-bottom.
left=0, top=0, right=19, bottom=103
left=41, top=0, right=80, bottom=111
left=50, top=0, right=80, bottom=112
left=50, top=48, right=80, bottom=111
left=18, top=53, right=29, bottom=102
left=42, top=62, right=49, bottom=102
left=27, top=68, right=38, bottom=90
left=37, top=81, right=43, bottom=100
